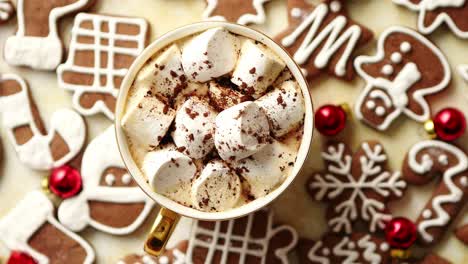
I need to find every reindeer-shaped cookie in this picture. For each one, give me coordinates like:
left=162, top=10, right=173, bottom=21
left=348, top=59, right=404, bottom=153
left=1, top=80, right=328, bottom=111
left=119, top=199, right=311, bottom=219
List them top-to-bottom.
left=354, top=26, right=451, bottom=131
left=58, top=125, right=155, bottom=235
left=403, top=140, right=468, bottom=246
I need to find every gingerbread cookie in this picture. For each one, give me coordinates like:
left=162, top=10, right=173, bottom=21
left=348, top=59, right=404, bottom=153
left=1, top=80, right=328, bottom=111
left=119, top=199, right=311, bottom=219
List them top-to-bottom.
left=0, top=0, right=14, bottom=24
left=4, top=0, right=95, bottom=70
left=202, top=0, right=270, bottom=25
left=275, top=0, right=373, bottom=80
left=393, top=0, right=468, bottom=39
left=57, top=13, right=149, bottom=120
left=354, top=26, right=451, bottom=131
left=459, top=65, right=468, bottom=82
left=0, top=73, right=86, bottom=170
left=57, top=125, right=155, bottom=235
left=403, top=140, right=468, bottom=246
left=307, top=141, right=406, bottom=234
left=0, top=191, right=95, bottom=264
left=186, top=208, right=297, bottom=263
left=455, top=223, right=468, bottom=245
left=297, top=233, right=392, bottom=264
left=118, top=241, right=188, bottom=264
left=418, top=254, right=452, bottom=264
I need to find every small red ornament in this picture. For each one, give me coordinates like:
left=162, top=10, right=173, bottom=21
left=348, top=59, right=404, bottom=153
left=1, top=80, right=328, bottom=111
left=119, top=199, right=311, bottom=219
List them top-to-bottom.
left=315, top=104, right=347, bottom=136
left=433, top=108, right=466, bottom=141
left=48, top=165, right=82, bottom=199
left=385, top=217, right=417, bottom=249
left=7, top=251, right=37, bottom=264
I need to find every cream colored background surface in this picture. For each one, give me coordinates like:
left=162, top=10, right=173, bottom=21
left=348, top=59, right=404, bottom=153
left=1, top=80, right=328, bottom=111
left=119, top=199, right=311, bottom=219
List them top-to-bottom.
left=0, top=0, right=467, bottom=263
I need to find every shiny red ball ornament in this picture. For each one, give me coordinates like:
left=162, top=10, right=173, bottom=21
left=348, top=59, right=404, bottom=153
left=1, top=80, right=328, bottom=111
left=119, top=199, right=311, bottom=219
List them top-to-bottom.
left=315, top=104, right=347, bottom=136
left=433, top=108, right=466, bottom=141
left=49, top=165, right=82, bottom=199
left=385, top=217, right=417, bottom=249
left=7, top=251, right=37, bottom=264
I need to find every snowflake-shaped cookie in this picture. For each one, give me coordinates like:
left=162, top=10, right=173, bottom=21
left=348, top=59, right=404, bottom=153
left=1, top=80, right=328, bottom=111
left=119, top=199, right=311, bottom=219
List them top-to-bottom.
left=307, top=141, right=407, bottom=234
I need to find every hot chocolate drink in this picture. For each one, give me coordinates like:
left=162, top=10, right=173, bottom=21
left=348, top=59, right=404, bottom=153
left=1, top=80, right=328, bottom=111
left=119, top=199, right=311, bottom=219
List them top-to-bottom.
left=121, top=27, right=306, bottom=212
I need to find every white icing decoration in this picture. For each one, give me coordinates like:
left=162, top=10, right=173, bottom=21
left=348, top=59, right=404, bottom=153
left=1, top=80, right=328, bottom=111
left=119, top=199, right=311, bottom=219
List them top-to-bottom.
left=0, top=0, right=13, bottom=21
left=4, top=0, right=93, bottom=70
left=202, top=0, right=270, bottom=25
left=393, top=0, right=467, bottom=39
left=330, top=1, right=342, bottom=12
left=281, top=3, right=363, bottom=77
left=291, top=7, right=302, bottom=18
left=57, top=13, right=148, bottom=120
left=354, top=26, right=451, bottom=131
left=400, top=41, right=412, bottom=53
left=391, top=52, right=402, bottom=63
left=381, top=64, right=394, bottom=75
left=459, top=64, right=468, bottom=82
left=0, top=73, right=86, bottom=170
left=366, top=100, right=376, bottom=109
left=375, top=106, right=386, bottom=116
left=58, top=125, right=155, bottom=235
left=406, top=140, right=468, bottom=243
left=310, top=142, right=406, bottom=233
left=438, top=154, right=448, bottom=165
left=122, top=173, right=132, bottom=185
left=105, top=174, right=116, bottom=186
left=460, top=176, right=468, bottom=187
left=0, top=191, right=95, bottom=264
left=186, top=209, right=297, bottom=263
left=423, top=209, right=432, bottom=218
left=358, top=235, right=381, bottom=264
left=333, top=237, right=359, bottom=264
left=380, top=242, right=389, bottom=251
left=322, top=248, right=330, bottom=255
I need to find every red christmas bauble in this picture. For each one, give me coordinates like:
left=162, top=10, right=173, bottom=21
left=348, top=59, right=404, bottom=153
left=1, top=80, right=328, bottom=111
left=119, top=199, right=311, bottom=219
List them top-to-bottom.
left=315, top=104, right=347, bottom=136
left=433, top=108, right=466, bottom=141
left=49, top=165, right=82, bottom=199
left=385, top=217, right=417, bottom=249
left=7, top=251, right=37, bottom=264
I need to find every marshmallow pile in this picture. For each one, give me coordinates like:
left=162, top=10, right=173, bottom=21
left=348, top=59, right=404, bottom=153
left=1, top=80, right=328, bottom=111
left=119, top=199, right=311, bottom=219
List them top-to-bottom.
left=122, top=27, right=305, bottom=212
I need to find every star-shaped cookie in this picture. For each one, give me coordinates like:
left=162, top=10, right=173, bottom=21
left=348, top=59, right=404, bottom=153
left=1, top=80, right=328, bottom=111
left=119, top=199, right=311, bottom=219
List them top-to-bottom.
left=202, top=0, right=270, bottom=25
left=275, top=0, right=373, bottom=81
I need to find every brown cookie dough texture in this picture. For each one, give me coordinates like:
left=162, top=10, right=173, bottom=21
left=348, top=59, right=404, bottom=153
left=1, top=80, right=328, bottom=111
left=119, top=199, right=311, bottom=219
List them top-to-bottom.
left=454, top=223, right=468, bottom=245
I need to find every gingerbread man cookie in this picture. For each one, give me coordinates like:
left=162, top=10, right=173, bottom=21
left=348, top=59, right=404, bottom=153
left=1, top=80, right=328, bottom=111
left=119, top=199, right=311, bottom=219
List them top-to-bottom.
left=0, top=0, right=14, bottom=24
left=4, top=0, right=95, bottom=70
left=202, top=0, right=270, bottom=25
left=275, top=0, right=373, bottom=80
left=393, top=0, right=468, bottom=39
left=57, top=13, right=149, bottom=120
left=354, top=26, right=451, bottom=131
left=459, top=65, right=468, bottom=82
left=0, top=73, right=86, bottom=170
left=57, top=125, right=155, bottom=235
left=403, top=140, right=468, bottom=246
left=307, top=141, right=407, bottom=234
left=0, top=191, right=95, bottom=264
left=186, top=208, right=297, bottom=263
left=455, top=223, right=468, bottom=245
left=297, top=233, right=392, bottom=264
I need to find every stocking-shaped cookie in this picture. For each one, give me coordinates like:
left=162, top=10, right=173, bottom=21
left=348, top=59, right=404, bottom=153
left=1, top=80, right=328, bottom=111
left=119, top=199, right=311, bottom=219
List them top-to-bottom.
left=0, top=0, right=14, bottom=24
left=4, top=0, right=95, bottom=70
left=202, top=0, right=270, bottom=25
left=275, top=0, right=373, bottom=80
left=393, top=0, right=468, bottom=39
left=57, top=13, right=149, bottom=120
left=354, top=26, right=451, bottom=131
left=0, top=73, right=86, bottom=170
left=58, top=125, right=155, bottom=235
left=403, top=140, right=468, bottom=246
left=307, top=141, right=407, bottom=234
left=0, top=191, right=95, bottom=264
left=186, top=209, right=297, bottom=264
left=297, top=233, right=392, bottom=264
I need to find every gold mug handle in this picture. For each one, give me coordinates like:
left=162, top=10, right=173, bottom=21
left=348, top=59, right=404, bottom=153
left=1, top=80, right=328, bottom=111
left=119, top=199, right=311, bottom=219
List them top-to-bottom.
left=144, top=207, right=181, bottom=256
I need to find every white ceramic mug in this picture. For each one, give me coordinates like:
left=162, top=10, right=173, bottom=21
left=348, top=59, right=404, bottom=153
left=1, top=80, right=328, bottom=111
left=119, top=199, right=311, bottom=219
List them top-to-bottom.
left=114, top=21, right=314, bottom=256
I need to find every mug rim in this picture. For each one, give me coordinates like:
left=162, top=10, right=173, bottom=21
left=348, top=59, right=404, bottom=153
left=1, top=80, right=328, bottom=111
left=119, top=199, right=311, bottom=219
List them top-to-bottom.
left=115, top=21, right=314, bottom=221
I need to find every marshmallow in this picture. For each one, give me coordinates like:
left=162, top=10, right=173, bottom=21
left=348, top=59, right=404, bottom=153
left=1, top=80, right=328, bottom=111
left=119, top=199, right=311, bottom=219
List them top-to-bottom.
left=182, top=27, right=240, bottom=82
left=231, top=40, right=286, bottom=98
left=134, top=44, right=186, bottom=100
left=208, top=81, right=250, bottom=110
left=257, top=81, right=305, bottom=137
left=173, top=82, right=209, bottom=110
left=121, top=87, right=175, bottom=149
left=172, top=97, right=217, bottom=159
left=214, top=101, right=270, bottom=161
left=229, top=140, right=296, bottom=198
left=142, top=149, right=196, bottom=196
left=191, top=160, right=241, bottom=212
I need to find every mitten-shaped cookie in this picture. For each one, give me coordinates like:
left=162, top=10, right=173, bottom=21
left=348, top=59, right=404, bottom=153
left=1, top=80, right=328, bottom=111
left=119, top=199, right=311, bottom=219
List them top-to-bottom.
left=4, top=0, right=95, bottom=70
left=0, top=191, right=95, bottom=264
